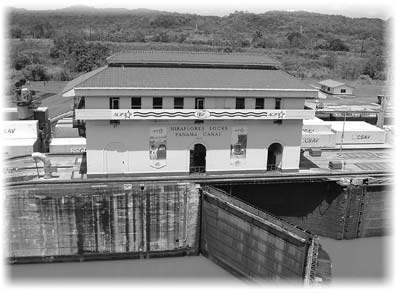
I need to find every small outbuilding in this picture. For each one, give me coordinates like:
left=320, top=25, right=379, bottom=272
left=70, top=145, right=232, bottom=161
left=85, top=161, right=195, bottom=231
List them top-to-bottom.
left=318, top=79, right=354, bottom=95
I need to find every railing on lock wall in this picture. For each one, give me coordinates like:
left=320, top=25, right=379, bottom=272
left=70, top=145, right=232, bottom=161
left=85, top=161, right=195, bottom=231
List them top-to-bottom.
left=266, top=164, right=280, bottom=171
left=190, top=166, right=206, bottom=174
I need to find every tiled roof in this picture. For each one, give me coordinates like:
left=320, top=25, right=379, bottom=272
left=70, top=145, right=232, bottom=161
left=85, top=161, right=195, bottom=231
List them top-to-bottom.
left=107, top=51, right=281, bottom=69
left=62, top=66, right=107, bottom=94
left=76, top=67, right=314, bottom=90
left=318, top=79, right=354, bottom=88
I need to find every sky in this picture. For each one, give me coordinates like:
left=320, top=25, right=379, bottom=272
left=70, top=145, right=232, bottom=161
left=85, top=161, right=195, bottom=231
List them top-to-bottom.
left=1, top=0, right=396, bottom=20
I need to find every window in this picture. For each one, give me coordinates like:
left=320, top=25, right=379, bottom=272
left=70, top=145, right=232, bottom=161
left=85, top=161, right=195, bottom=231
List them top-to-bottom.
left=327, top=87, right=331, bottom=91
left=340, top=89, right=346, bottom=93
left=109, top=97, right=119, bottom=109
left=109, top=97, right=120, bottom=125
left=131, top=97, right=141, bottom=109
left=153, top=97, right=163, bottom=109
left=174, top=97, right=184, bottom=109
left=195, top=98, right=204, bottom=109
left=236, top=98, right=245, bottom=109
left=255, top=98, right=264, bottom=109
left=275, top=98, right=282, bottom=110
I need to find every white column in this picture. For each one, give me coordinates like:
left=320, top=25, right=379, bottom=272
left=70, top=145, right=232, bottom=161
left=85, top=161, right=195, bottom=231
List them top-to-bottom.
left=281, top=145, right=300, bottom=171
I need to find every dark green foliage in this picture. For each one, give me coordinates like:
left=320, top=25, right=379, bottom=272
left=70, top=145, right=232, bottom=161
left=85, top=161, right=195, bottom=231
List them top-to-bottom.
left=7, top=8, right=388, bottom=81
left=150, top=14, right=191, bottom=28
left=30, top=22, right=54, bottom=38
left=10, top=25, right=23, bottom=38
left=287, top=32, right=309, bottom=49
left=50, top=33, right=109, bottom=72
left=326, top=38, right=349, bottom=51
left=70, top=42, right=110, bottom=72
left=321, top=52, right=337, bottom=70
left=12, top=53, right=31, bottom=70
left=362, top=55, right=386, bottom=79
left=22, top=64, right=49, bottom=81
left=14, top=78, right=27, bottom=88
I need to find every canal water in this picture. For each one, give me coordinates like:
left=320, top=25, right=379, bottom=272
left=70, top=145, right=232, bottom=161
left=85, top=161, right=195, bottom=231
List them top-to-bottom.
left=7, top=236, right=389, bottom=285
left=318, top=236, right=390, bottom=284
left=6, top=255, right=243, bottom=285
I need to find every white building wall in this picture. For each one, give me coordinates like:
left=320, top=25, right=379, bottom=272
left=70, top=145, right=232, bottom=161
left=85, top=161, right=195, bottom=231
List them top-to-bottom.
left=332, top=85, right=353, bottom=95
left=85, top=96, right=304, bottom=110
left=86, top=96, right=107, bottom=109
left=119, top=97, right=130, bottom=109
left=142, top=97, right=153, bottom=109
left=163, top=97, right=174, bottom=109
left=185, top=97, right=196, bottom=109
left=203, top=97, right=214, bottom=109
left=214, top=98, right=225, bottom=109
left=224, top=98, right=235, bottom=109
left=246, top=98, right=256, bottom=109
left=264, top=98, right=274, bottom=109
left=285, top=98, right=305, bottom=109
left=85, top=119, right=303, bottom=176
left=281, top=146, right=301, bottom=170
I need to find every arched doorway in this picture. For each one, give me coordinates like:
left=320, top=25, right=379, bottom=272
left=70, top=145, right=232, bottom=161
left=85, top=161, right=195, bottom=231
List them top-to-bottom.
left=104, top=142, right=129, bottom=174
left=190, top=143, right=206, bottom=173
left=267, top=143, right=283, bottom=171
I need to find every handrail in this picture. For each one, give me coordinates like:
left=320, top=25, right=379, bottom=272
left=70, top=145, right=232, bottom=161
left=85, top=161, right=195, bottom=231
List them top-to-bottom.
left=266, top=164, right=280, bottom=171
left=189, top=166, right=205, bottom=174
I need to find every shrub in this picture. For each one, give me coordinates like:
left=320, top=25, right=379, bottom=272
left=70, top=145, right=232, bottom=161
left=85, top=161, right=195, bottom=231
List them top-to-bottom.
left=22, top=64, right=49, bottom=81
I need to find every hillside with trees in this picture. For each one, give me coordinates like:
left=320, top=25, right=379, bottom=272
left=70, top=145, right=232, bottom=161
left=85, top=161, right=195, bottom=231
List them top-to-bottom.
left=6, top=6, right=390, bottom=92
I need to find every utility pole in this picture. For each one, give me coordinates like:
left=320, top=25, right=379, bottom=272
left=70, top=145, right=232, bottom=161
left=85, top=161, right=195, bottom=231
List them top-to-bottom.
left=360, top=39, right=365, bottom=57
left=377, top=65, right=392, bottom=128
left=376, top=95, right=385, bottom=128
left=339, top=111, right=347, bottom=155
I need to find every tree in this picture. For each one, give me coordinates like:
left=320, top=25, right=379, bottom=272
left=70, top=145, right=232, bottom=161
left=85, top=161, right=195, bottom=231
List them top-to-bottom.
left=30, top=22, right=54, bottom=38
left=10, top=25, right=23, bottom=39
left=287, top=32, right=308, bottom=48
left=49, top=33, right=109, bottom=73
left=327, top=38, right=349, bottom=51
left=70, top=42, right=110, bottom=73
left=321, top=52, right=337, bottom=70
left=12, top=53, right=31, bottom=70
left=362, top=55, right=385, bottom=79
left=337, top=58, right=363, bottom=79
left=22, top=64, right=49, bottom=81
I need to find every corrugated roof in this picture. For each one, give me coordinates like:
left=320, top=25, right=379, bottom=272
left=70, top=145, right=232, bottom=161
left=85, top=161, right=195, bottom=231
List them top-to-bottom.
left=107, top=51, right=281, bottom=68
left=61, top=66, right=107, bottom=94
left=76, top=67, right=313, bottom=90
left=318, top=79, right=354, bottom=88
left=26, top=81, right=68, bottom=94
left=330, top=121, right=385, bottom=132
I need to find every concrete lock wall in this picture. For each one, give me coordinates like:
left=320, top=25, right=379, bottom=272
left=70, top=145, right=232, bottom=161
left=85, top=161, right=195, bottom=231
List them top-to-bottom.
left=6, top=180, right=331, bottom=283
left=216, top=181, right=390, bottom=240
left=6, top=182, right=201, bottom=262
left=357, top=185, right=391, bottom=238
left=200, top=186, right=321, bottom=283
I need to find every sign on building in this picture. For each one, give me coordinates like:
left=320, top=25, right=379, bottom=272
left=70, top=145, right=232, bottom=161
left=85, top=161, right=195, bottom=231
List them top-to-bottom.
left=230, top=126, right=247, bottom=166
left=149, top=127, right=167, bottom=169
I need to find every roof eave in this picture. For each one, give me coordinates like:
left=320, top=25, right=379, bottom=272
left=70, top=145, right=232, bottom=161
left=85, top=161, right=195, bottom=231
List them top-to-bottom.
left=73, top=87, right=318, bottom=98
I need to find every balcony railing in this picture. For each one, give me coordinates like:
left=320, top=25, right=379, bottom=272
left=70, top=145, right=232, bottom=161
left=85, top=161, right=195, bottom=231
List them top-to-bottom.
left=75, top=108, right=315, bottom=121
left=266, top=164, right=280, bottom=171
left=190, top=166, right=206, bottom=174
